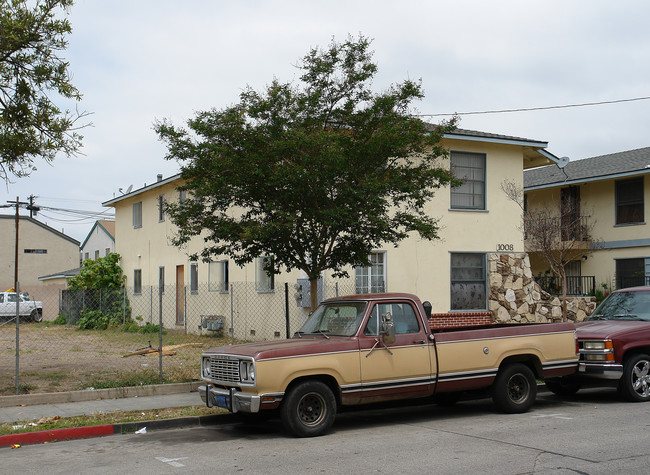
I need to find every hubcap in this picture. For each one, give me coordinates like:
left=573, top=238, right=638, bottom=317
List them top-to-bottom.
left=632, top=360, right=650, bottom=398
left=507, top=374, right=529, bottom=404
left=297, top=392, right=326, bottom=427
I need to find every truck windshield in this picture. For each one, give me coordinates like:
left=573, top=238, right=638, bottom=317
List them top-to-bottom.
left=589, top=290, right=650, bottom=321
left=298, top=302, right=367, bottom=337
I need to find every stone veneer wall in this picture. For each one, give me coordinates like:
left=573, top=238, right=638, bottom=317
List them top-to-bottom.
left=488, top=253, right=597, bottom=323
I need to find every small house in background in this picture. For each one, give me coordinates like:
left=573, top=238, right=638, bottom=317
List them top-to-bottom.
left=80, top=220, right=115, bottom=262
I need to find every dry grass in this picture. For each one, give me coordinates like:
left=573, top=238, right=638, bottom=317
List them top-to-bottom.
left=0, top=322, right=232, bottom=395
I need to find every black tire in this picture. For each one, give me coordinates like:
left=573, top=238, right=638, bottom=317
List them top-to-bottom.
left=30, top=309, right=43, bottom=323
left=618, top=354, right=650, bottom=402
left=492, top=363, right=537, bottom=413
left=545, top=377, right=581, bottom=397
left=280, top=380, right=336, bottom=437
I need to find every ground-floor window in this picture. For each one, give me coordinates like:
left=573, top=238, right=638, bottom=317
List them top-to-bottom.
left=355, top=251, right=386, bottom=294
left=450, top=253, right=486, bottom=310
left=255, top=256, right=275, bottom=292
left=616, top=257, right=650, bottom=288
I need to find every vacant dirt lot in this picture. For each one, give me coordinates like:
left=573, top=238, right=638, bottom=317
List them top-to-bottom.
left=0, top=322, right=230, bottom=395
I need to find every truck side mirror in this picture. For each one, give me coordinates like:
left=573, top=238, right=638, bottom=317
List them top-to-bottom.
left=422, top=301, right=432, bottom=319
left=381, top=312, right=396, bottom=344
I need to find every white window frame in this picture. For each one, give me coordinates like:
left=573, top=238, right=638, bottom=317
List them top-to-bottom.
left=450, top=151, right=486, bottom=210
left=132, top=201, right=143, bottom=228
left=355, top=251, right=386, bottom=294
left=450, top=252, right=487, bottom=311
left=255, top=256, right=275, bottom=292
left=208, top=260, right=229, bottom=292
left=133, top=269, right=142, bottom=295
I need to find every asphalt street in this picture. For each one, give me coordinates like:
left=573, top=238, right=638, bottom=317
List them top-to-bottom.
left=2, top=387, right=648, bottom=474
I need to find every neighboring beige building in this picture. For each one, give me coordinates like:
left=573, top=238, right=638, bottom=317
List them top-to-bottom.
left=103, top=127, right=582, bottom=335
left=525, top=147, right=650, bottom=293
left=0, top=215, right=80, bottom=319
left=80, top=220, right=115, bottom=261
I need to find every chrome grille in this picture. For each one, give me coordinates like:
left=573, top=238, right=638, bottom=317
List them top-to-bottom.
left=208, top=356, right=240, bottom=383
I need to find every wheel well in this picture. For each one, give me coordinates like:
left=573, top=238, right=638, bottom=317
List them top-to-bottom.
left=622, top=347, right=650, bottom=363
left=499, top=355, right=543, bottom=379
left=284, top=375, right=341, bottom=406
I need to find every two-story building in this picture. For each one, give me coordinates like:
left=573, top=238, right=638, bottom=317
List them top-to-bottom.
left=104, top=127, right=584, bottom=336
left=524, top=146, right=650, bottom=293
left=80, top=220, right=115, bottom=261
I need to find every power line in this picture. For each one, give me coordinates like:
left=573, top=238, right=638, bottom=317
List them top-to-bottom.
left=417, top=96, right=650, bottom=117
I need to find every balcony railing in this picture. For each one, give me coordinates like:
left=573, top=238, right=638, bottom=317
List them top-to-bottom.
left=524, top=215, right=592, bottom=243
left=536, top=275, right=596, bottom=296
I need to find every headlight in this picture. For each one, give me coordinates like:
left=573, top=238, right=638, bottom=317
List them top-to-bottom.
left=583, top=341, right=606, bottom=350
left=202, top=357, right=211, bottom=377
left=239, top=360, right=255, bottom=384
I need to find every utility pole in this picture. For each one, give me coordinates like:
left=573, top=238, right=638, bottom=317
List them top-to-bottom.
left=7, top=197, right=29, bottom=395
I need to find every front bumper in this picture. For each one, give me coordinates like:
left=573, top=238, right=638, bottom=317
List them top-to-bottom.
left=578, top=362, right=623, bottom=380
left=199, top=385, right=261, bottom=413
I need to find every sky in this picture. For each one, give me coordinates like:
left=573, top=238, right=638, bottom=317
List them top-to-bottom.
left=2, top=0, right=650, bottom=242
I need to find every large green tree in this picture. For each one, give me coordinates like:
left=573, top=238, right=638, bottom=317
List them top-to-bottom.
left=0, top=0, right=88, bottom=181
left=156, top=35, right=458, bottom=309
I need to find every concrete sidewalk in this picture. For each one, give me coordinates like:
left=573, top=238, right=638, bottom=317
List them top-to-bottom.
left=0, top=391, right=202, bottom=424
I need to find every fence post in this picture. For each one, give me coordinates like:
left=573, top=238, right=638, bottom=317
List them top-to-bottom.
left=15, top=281, right=20, bottom=395
left=284, top=282, right=290, bottom=338
left=335, top=282, right=339, bottom=297
left=230, top=283, right=234, bottom=345
left=159, top=284, right=163, bottom=384
left=123, top=286, right=126, bottom=324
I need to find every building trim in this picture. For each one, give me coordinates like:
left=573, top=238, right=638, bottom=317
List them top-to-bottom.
left=525, top=168, right=650, bottom=191
left=102, top=174, right=181, bottom=207
left=597, top=238, right=650, bottom=250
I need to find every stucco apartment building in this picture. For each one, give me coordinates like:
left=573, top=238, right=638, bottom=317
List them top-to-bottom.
left=104, top=127, right=586, bottom=336
left=524, top=146, right=650, bottom=292
left=0, top=215, right=80, bottom=319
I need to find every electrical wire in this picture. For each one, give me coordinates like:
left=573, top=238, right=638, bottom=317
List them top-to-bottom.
left=417, top=96, right=650, bottom=117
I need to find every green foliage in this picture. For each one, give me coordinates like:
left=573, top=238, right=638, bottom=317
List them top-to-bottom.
left=0, top=0, right=90, bottom=181
left=156, top=35, right=458, bottom=308
left=69, top=253, right=126, bottom=290
left=77, top=309, right=119, bottom=330
left=53, top=314, right=67, bottom=325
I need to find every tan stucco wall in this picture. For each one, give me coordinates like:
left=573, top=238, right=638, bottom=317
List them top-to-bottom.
left=525, top=174, right=650, bottom=288
left=0, top=216, right=80, bottom=297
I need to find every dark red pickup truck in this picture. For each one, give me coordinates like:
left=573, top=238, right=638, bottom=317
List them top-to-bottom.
left=546, top=286, right=650, bottom=402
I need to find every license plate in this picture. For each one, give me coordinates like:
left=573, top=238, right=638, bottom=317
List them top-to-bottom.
left=215, top=394, right=230, bottom=410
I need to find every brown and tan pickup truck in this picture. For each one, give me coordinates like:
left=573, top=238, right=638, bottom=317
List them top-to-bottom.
left=199, top=293, right=578, bottom=437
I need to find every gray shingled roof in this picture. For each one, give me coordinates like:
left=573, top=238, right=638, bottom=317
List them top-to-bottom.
left=425, top=123, right=547, bottom=146
left=525, top=147, right=650, bottom=189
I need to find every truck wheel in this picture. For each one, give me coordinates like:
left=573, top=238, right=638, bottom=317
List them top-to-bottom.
left=30, top=309, right=43, bottom=323
left=618, top=354, right=650, bottom=402
left=492, top=363, right=537, bottom=413
left=545, top=377, right=581, bottom=397
left=281, top=380, right=336, bottom=437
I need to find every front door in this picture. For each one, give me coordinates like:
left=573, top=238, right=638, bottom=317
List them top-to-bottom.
left=176, top=265, right=185, bottom=325
left=358, top=300, right=433, bottom=403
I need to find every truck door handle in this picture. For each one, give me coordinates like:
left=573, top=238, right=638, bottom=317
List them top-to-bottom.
left=414, top=339, right=426, bottom=344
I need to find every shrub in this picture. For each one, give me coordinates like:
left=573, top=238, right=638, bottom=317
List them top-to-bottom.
left=53, top=314, right=67, bottom=325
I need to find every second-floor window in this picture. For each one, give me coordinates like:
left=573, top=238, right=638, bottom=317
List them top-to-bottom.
left=450, top=151, right=486, bottom=210
left=616, top=177, right=644, bottom=225
left=158, top=194, right=165, bottom=222
left=132, top=201, right=142, bottom=228
left=94, top=250, right=99, bottom=259
left=355, top=252, right=386, bottom=294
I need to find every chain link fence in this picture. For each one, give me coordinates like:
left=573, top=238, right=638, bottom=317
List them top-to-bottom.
left=0, top=278, right=358, bottom=396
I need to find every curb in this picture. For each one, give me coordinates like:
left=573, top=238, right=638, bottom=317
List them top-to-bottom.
left=0, top=382, right=202, bottom=408
left=0, top=413, right=227, bottom=448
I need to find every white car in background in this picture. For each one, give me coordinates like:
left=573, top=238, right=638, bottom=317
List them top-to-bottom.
left=0, top=291, right=43, bottom=322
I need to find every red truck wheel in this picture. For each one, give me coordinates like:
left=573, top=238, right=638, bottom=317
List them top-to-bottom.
left=619, top=354, right=650, bottom=402
left=492, top=363, right=537, bottom=413
left=281, top=380, right=336, bottom=437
